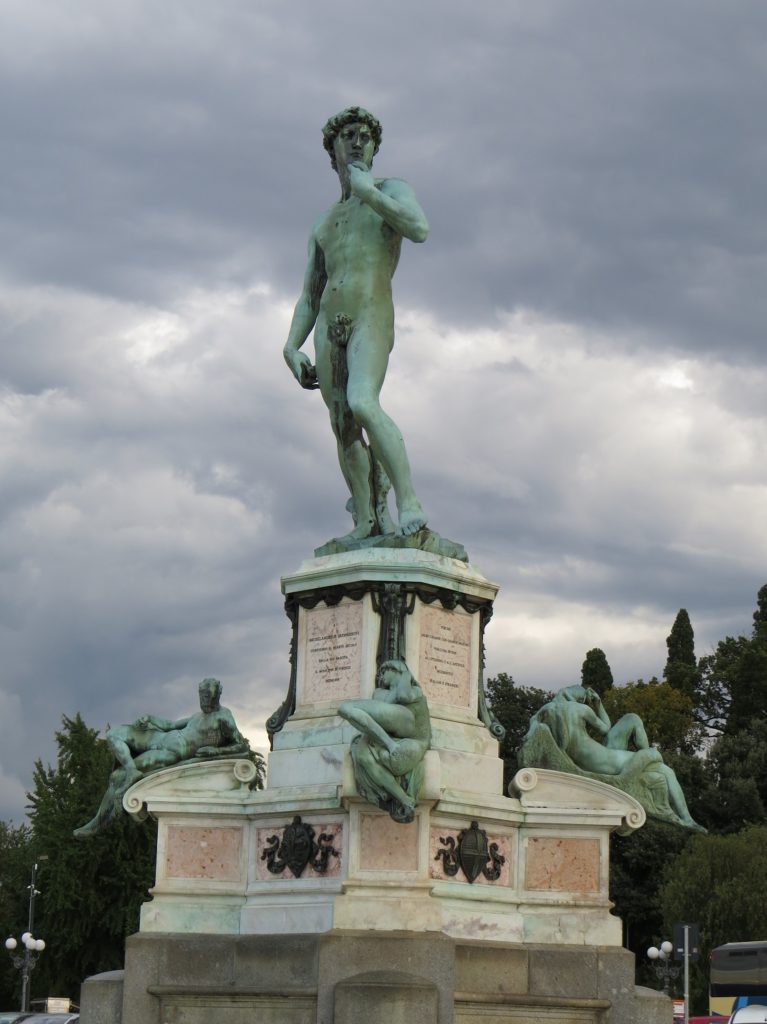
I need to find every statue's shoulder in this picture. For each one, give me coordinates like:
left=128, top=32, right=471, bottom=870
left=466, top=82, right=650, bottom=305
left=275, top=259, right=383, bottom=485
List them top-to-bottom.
left=377, top=176, right=413, bottom=194
left=310, top=204, right=341, bottom=251
left=310, top=207, right=333, bottom=236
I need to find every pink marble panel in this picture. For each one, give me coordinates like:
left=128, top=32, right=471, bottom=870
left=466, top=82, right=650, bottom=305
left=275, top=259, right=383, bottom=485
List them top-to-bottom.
left=303, top=602, right=363, bottom=703
left=418, top=605, right=472, bottom=708
left=358, top=814, right=418, bottom=872
left=255, top=823, right=342, bottom=880
left=165, top=825, right=242, bottom=881
left=429, top=826, right=510, bottom=886
left=525, top=837, right=600, bottom=892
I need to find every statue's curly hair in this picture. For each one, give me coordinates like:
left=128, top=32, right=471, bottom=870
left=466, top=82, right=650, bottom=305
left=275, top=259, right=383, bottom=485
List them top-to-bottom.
left=322, top=106, right=382, bottom=170
left=377, top=658, right=412, bottom=687
left=200, top=677, right=222, bottom=699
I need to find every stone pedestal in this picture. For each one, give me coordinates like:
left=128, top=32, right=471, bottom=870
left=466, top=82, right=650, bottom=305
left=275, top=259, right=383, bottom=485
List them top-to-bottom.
left=267, top=549, right=503, bottom=799
left=78, top=550, right=670, bottom=1024
left=90, top=932, right=671, bottom=1024
left=78, top=969, right=124, bottom=1024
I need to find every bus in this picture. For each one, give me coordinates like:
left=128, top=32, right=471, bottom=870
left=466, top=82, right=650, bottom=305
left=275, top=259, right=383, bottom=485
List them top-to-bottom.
left=711, top=943, right=767, bottom=998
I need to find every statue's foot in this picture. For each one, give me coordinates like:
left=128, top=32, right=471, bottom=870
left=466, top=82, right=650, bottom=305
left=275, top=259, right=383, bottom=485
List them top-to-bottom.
left=396, top=501, right=427, bottom=537
left=334, top=518, right=377, bottom=543
left=123, top=766, right=143, bottom=788
left=390, top=801, right=416, bottom=824
left=73, top=818, right=100, bottom=839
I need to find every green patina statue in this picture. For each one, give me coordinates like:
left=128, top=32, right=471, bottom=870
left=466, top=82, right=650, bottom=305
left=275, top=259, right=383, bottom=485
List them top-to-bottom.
left=283, top=106, right=466, bottom=561
left=338, top=658, right=431, bottom=824
left=74, top=678, right=250, bottom=838
left=518, top=684, right=705, bottom=832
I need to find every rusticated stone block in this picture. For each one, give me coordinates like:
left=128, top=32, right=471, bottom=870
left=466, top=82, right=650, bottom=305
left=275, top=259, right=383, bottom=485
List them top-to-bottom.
left=318, top=932, right=454, bottom=1024
left=163, top=933, right=236, bottom=987
left=233, top=933, right=319, bottom=990
left=455, top=942, right=528, bottom=996
left=528, top=946, right=599, bottom=999
left=79, top=969, right=124, bottom=1024
left=335, top=972, right=439, bottom=1024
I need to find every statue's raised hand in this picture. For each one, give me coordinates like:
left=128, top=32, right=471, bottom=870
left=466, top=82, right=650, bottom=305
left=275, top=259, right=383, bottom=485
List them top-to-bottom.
left=348, top=161, right=376, bottom=201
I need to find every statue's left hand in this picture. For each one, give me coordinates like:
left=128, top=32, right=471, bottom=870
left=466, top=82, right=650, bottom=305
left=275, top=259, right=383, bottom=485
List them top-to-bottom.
left=348, top=161, right=376, bottom=200
left=195, top=746, right=219, bottom=757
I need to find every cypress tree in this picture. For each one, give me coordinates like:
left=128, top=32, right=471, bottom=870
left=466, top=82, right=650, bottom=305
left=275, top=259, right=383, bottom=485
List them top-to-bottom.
left=753, top=584, right=767, bottom=645
left=664, top=609, right=698, bottom=697
left=581, top=648, right=614, bottom=697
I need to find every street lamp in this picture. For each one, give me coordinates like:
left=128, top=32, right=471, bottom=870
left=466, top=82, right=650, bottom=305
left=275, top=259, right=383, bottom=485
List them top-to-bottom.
left=4, top=856, right=48, bottom=1012
left=4, top=932, right=46, bottom=1011
left=647, top=939, right=681, bottom=997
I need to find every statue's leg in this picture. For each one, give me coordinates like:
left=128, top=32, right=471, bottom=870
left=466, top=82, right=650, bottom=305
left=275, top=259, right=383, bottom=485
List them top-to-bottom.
left=315, top=319, right=377, bottom=539
left=345, top=323, right=426, bottom=536
left=338, top=699, right=416, bottom=748
left=606, top=713, right=649, bottom=751
left=106, top=725, right=149, bottom=785
left=358, top=746, right=416, bottom=821
left=134, top=748, right=183, bottom=772
left=658, top=763, right=704, bottom=829
left=73, top=767, right=131, bottom=838
left=375, top=769, right=416, bottom=820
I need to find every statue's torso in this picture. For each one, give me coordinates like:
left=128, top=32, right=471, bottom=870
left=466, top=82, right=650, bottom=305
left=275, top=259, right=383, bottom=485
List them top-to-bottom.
left=314, top=184, right=402, bottom=322
left=160, top=711, right=229, bottom=756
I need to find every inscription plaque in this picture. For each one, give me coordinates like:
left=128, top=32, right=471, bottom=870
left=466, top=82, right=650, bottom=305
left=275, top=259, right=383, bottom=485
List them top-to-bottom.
left=303, top=602, right=363, bottom=703
left=418, top=604, right=472, bottom=707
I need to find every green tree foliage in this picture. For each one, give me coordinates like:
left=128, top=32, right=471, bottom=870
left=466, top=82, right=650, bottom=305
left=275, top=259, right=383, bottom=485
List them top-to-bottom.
left=753, top=584, right=767, bottom=644
left=485, top=585, right=767, bottom=1004
left=696, top=585, right=767, bottom=734
left=665, top=608, right=699, bottom=697
left=698, top=635, right=767, bottom=735
left=697, top=636, right=747, bottom=733
left=726, top=642, right=767, bottom=735
left=580, top=648, right=613, bottom=696
left=485, top=673, right=552, bottom=791
left=602, top=679, right=701, bottom=755
left=26, top=714, right=158, bottom=1003
left=695, top=721, right=767, bottom=834
left=0, top=821, right=33, bottom=1008
left=660, top=827, right=767, bottom=1013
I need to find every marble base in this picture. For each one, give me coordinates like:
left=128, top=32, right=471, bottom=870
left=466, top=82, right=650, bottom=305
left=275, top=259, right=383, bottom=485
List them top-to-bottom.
left=78, top=547, right=667, bottom=1024
left=269, top=549, right=504, bottom=797
left=123, top=552, right=645, bottom=948
left=124, top=760, right=643, bottom=948
left=81, top=932, right=671, bottom=1024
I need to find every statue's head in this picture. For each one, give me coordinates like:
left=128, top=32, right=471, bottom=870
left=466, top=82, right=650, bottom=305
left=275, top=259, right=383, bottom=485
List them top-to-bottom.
left=322, top=106, right=382, bottom=172
left=377, top=658, right=409, bottom=689
left=199, top=677, right=222, bottom=711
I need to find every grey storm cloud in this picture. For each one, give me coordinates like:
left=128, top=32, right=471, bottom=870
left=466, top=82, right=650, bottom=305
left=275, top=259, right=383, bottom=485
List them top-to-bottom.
left=0, top=0, right=765, bottom=821
left=2, top=1, right=765, bottom=354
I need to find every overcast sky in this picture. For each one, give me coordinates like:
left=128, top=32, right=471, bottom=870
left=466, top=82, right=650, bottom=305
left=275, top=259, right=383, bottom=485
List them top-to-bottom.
left=1, top=0, right=765, bottom=823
